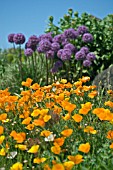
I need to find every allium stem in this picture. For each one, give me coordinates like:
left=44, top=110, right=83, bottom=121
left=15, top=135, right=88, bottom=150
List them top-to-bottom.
left=18, top=45, right=23, bottom=81
left=31, top=55, right=35, bottom=81
left=46, top=56, right=49, bottom=85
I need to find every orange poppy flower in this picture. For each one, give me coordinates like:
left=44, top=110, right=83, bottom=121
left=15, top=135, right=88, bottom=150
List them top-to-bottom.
left=80, top=76, right=90, bottom=83
left=21, top=78, right=33, bottom=87
left=74, top=81, right=82, bottom=87
left=30, top=83, right=40, bottom=90
left=88, top=90, right=98, bottom=98
left=61, top=100, right=76, bottom=113
left=104, top=101, right=113, bottom=108
left=79, top=102, right=92, bottom=115
left=31, top=109, right=41, bottom=117
left=0, top=113, right=7, bottom=121
left=62, top=113, right=70, bottom=121
left=72, top=114, right=83, bottom=122
left=43, top=115, right=51, bottom=122
left=22, top=117, right=32, bottom=125
left=33, top=119, right=45, bottom=127
left=25, top=124, right=34, bottom=130
left=0, top=126, right=4, bottom=135
left=84, top=126, right=97, bottom=134
left=61, top=129, right=73, bottom=137
left=40, top=130, right=52, bottom=137
left=107, top=130, right=113, bottom=139
left=10, top=131, right=26, bottom=143
left=54, top=137, right=65, bottom=146
left=78, top=142, right=90, bottom=153
left=110, top=143, right=113, bottom=149
left=51, top=144, right=61, bottom=154
left=68, top=154, right=83, bottom=164
left=33, top=157, right=46, bottom=164
left=63, top=161, right=74, bottom=170
left=52, top=163, right=64, bottom=170
left=44, top=164, right=51, bottom=170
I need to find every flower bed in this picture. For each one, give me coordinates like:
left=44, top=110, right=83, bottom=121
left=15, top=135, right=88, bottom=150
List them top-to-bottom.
left=0, top=77, right=113, bottom=169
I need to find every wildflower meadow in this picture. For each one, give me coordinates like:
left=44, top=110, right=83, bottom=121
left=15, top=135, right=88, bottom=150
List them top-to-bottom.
left=0, top=9, right=113, bottom=170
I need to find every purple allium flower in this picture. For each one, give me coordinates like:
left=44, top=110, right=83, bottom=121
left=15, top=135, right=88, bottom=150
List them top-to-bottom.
left=77, top=25, right=89, bottom=35
left=64, top=28, right=79, bottom=39
left=40, top=32, right=53, bottom=42
left=13, top=33, right=25, bottom=44
left=82, top=33, right=93, bottom=43
left=8, top=34, right=15, bottom=43
left=52, top=34, right=66, bottom=43
left=28, top=35, right=39, bottom=46
left=39, top=39, right=51, bottom=52
left=61, top=39, right=69, bottom=46
left=25, top=42, right=37, bottom=51
left=51, top=42, right=60, bottom=52
left=64, top=43, right=77, bottom=53
left=37, top=46, right=43, bottom=53
left=80, top=47, right=89, bottom=55
left=24, top=48, right=33, bottom=56
left=57, top=49, right=64, bottom=58
left=60, top=49, right=72, bottom=61
left=46, top=50, right=55, bottom=59
left=75, top=50, right=86, bottom=60
left=86, top=52, right=96, bottom=61
left=83, top=59, right=92, bottom=67
left=54, top=60, right=63, bottom=68
left=50, top=66, right=58, bottom=73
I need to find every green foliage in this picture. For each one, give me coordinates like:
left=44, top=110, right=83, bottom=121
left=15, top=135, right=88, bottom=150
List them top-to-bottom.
left=45, top=9, right=113, bottom=81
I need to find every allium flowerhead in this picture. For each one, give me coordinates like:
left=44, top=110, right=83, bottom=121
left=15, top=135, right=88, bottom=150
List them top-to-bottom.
left=77, top=25, right=89, bottom=35
left=64, top=28, right=79, bottom=39
left=40, top=32, right=53, bottom=42
left=8, top=33, right=15, bottom=43
left=13, top=33, right=25, bottom=44
left=82, top=33, right=93, bottom=43
left=52, top=34, right=66, bottom=43
left=28, top=35, right=39, bottom=46
left=39, top=39, right=51, bottom=52
left=61, top=39, right=69, bottom=46
left=51, top=42, right=60, bottom=52
left=64, top=43, right=77, bottom=53
left=37, top=46, right=43, bottom=53
left=80, top=47, right=89, bottom=55
left=24, top=48, right=33, bottom=56
left=57, top=49, right=64, bottom=58
left=60, top=49, right=72, bottom=61
left=46, top=50, right=55, bottom=59
left=75, top=51, right=86, bottom=60
left=86, top=52, right=96, bottom=61
left=83, top=59, right=92, bottom=67
left=54, top=60, right=63, bottom=68
left=50, top=66, right=58, bottom=73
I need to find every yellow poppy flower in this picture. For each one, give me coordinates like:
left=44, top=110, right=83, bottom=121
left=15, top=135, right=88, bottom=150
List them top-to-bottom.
left=28, top=145, right=39, bottom=153
left=10, top=162, right=23, bottom=170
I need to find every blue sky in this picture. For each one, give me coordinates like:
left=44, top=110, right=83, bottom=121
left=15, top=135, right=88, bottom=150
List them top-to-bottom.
left=0, top=0, right=113, bottom=49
